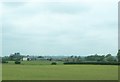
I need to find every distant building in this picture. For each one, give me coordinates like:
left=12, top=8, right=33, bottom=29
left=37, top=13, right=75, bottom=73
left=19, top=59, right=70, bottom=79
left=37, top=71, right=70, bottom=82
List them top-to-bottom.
left=22, top=55, right=31, bottom=61
left=22, top=57, right=28, bottom=61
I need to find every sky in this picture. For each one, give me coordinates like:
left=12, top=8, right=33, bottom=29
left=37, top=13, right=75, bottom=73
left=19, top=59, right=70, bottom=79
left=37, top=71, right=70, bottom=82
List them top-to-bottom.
left=1, top=0, right=118, bottom=56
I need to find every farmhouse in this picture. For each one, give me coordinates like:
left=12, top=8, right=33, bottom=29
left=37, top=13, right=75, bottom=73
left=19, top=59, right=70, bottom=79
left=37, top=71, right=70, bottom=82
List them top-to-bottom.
left=22, top=56, right=31, bottom=61
left=22, top=57, right=28, bottom=61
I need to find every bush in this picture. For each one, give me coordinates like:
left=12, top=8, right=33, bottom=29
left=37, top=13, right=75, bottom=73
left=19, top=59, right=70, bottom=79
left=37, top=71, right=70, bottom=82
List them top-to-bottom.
left=2, top=60, right=8, bottom=63
left=15, top=61, right=21, bottom=64
left=51, top=62, right=57, bottom=65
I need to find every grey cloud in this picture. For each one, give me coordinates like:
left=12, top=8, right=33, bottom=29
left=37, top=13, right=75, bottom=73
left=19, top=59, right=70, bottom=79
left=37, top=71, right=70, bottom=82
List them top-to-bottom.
left=2, top=1, right=118, bottom=56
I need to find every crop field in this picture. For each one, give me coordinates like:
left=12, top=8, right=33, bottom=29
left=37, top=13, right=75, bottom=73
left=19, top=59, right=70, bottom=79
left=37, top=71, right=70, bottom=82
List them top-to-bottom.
left=2, top=61, right=118, bottom=80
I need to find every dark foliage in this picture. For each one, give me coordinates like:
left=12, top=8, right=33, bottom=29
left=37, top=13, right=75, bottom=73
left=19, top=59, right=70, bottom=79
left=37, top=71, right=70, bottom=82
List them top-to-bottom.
left=117, top=49, right=120, bottom=62
left=9, top=52, right=23, bottom=61
left=85, top=54, right=105, bottom=61
left=2, top=60, right=8, bottom=63
left=15, top=61, right=21, bottom=64
left=51, top=62, right=57, bottom=65
left=64, top=62, right=120, bottom=65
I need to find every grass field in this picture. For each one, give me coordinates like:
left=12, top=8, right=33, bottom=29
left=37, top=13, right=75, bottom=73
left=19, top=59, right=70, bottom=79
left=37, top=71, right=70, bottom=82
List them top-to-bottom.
left=2, top=61, right=118, bottom=80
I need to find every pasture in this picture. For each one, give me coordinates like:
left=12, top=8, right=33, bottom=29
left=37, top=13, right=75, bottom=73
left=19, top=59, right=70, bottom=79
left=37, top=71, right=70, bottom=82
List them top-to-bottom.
left=2, top=61, right=118, bottom=80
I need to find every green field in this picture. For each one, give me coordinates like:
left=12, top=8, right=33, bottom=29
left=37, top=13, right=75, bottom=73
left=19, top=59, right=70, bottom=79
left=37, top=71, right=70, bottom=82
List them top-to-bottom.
left=2, top=61, right=118, bottom=80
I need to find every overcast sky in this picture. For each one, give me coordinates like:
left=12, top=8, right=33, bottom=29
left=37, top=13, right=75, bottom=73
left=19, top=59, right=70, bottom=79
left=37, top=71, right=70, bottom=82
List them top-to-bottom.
left=1, top=0, right=118, bottom=56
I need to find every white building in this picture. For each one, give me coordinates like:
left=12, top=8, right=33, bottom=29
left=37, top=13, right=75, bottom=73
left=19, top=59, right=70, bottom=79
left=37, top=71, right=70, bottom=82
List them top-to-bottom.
left=22, top=56, right=31, bottom=61
left=23, top=57, right=28, bottom=61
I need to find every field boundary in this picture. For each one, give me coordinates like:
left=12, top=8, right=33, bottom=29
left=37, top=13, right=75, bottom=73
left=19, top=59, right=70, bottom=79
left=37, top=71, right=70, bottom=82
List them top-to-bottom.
left=64, top=62, right=120, bottom=65
left=1, top=80, right=119, bottom=82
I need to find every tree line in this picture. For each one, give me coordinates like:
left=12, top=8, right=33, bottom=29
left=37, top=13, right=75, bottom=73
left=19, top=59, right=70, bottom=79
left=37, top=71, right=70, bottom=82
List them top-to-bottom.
left=1, top=49, right=120, bottom=64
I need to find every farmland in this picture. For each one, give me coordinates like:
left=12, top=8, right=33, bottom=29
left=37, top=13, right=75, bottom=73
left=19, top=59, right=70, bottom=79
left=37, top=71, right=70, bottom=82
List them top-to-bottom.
left=2, top=61, right=118, bottom=80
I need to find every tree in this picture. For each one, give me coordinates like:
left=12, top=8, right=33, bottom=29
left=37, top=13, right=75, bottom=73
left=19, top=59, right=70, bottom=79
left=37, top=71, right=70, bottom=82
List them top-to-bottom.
left=117, top=49, right=120, bottom=62
left=9, top=52, right=23, bottom=61
left=85, top=54, right=105, bottom=62
left=105, top=54, right=115, bottom=62
left=106, top=54, right=112, bottom=58
left=2, top=56, right=9, bottom=63
left=38, top=56, right=44, bottom=58
left=74, top=56, right=81, bottom=62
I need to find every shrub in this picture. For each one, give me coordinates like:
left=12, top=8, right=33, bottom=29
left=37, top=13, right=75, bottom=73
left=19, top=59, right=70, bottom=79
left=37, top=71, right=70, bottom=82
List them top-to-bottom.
left=2, top=60, right=8, bottom=63
left=15, top=61, right=21, bottom=64
left=51, top=62, right=57, bottom=65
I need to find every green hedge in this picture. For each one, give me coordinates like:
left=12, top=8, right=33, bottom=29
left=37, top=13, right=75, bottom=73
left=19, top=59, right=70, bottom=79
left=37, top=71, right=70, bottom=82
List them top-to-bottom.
left=2, top=60, right=8, bottom=63
left=15, top=61, right=21, bottom=64
left=51, top=62, right=57, bottom=65
left=64, top=62, right=120, bottom=65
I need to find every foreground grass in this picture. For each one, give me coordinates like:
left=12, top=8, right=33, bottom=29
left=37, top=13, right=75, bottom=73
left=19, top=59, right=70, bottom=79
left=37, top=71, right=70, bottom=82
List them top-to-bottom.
left=2, top=63, right=118, bottom=80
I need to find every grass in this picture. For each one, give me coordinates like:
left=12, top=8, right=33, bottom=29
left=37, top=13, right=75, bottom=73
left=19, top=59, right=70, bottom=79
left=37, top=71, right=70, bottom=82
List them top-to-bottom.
left=2, top=61, right=118, bottom=80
